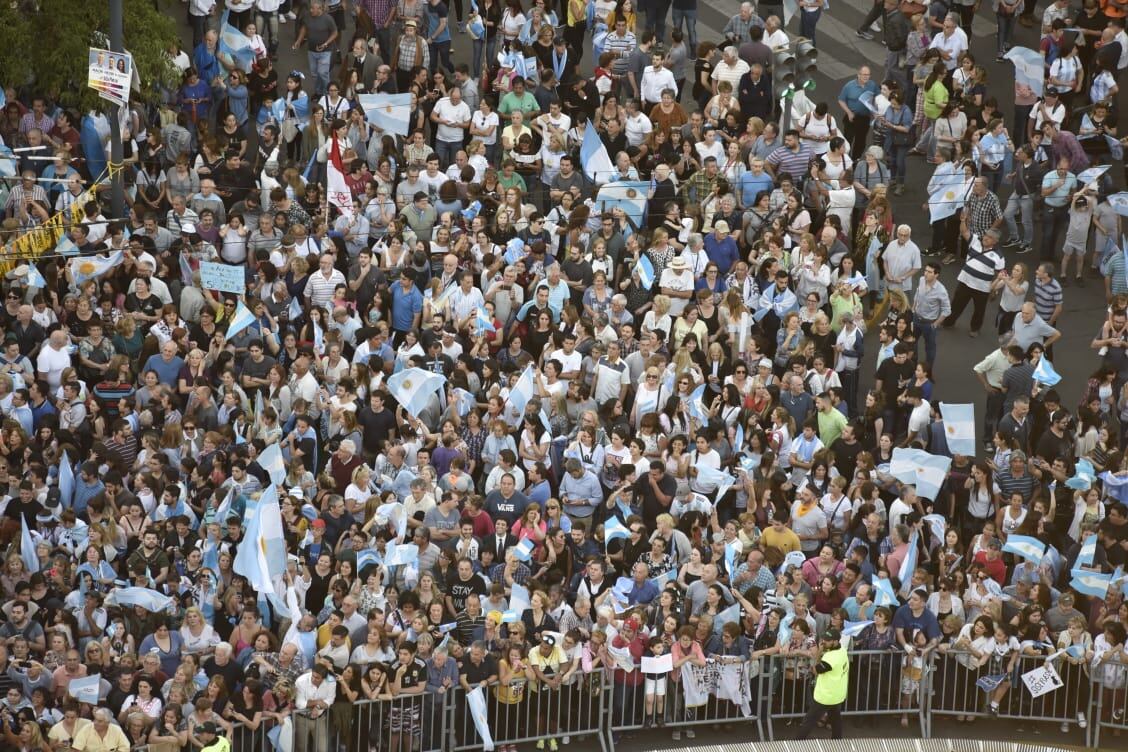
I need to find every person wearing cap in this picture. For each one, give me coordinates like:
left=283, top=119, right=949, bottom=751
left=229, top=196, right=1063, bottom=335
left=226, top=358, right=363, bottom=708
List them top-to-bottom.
left=702, top=220, right=739, bottom=276
left=609, top=615, right=647, bottom=731
left=795, top=627, right=850, bottom=739
left=527, top=632, right=568, bottom=743
left=191, top=721, right=231, bottom=752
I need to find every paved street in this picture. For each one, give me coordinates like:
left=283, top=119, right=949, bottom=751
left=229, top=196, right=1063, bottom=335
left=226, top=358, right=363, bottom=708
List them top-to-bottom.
left=174, top=0, right=1113, bottom=436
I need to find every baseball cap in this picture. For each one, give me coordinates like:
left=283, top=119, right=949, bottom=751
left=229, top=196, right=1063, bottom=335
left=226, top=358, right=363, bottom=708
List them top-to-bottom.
left=180, top=223, right=197, bottom=234
left=311, top=519, right=327, bottom=529
left=822, top=628, right=841, bottom=642
left=195, top=722, right=218, bottom=735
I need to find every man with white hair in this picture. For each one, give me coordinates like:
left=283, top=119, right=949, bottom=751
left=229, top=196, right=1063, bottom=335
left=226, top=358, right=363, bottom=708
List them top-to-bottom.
left=723, top=2, right=761, bottom=43
left=929, top=13, right=968, bottom=71
left=711, top=46, right=750, bottom=93
left=882, top=225, right=922, bottom=293
left=36, top=331, right=71, bottom=391
left=72, top=707, right=130, bottom=752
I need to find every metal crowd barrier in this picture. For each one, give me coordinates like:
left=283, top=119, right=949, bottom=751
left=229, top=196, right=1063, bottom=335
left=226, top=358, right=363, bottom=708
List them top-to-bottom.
left=761, top=649, right=926, bottom=740
left=929, top=651, right=1091, bottom=745
left=222, top=652, right=1128, bottom=751
left=1092, top=658, right=1128, bottom=748
left=447, top=675, right=608, bottom=752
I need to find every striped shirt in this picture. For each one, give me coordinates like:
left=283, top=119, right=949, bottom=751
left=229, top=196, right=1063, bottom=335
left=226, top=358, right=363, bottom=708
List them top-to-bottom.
left=766, top=143, right=813, bottom=182
left=957, top=238, right=1005, bottom=293
left=1107, top=250, right=1128, bottom=296
left=1033, top=278, right=1063, bottom=323
left=993, top=467, right=1038, bottom=504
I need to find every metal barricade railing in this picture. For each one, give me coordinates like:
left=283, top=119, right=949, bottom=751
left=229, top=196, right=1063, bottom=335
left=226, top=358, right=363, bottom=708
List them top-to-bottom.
left=762, top=648, right=926, bottom=741
left=929, top=650, right=1091, bottom=745
left=1092, top=657, right=1128, bottom=748
left=604, top=658, right=764, bottom=750
left=447, top=673, right=608, bottom=752
left=350, top=693, right=447, bottom=752
left=226, top=718, right=275, bottom=752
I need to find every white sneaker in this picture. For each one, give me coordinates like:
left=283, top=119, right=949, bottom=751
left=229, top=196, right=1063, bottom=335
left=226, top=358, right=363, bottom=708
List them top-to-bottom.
left=287, top=11, right=297, bottom=19
left=278, top=14, right=287, bottom=22
left=1078, top=713, right=1087, bottom=729
left=1060, top=722, right=1069, bottom=733
left=685, top=730, right=696, bottom=739
left=562, top=737, right=570, bottom=745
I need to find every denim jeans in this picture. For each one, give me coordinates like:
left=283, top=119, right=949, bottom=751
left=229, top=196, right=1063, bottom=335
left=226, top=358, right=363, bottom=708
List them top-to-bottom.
left=649, top=0, right=672, bottom=42
left=671, top=8, right=697, bottom=52
left=800, top=8, right=821, bottom=42
left=996, top=12, right=1016, bottom=55
left=375, top=27, right=394, bottom=67
left=472, top=36, right=498, bottom=79
left=430, top=40, right=453, bottom=73
left=308, top=50, right=333, bottom=97
left=436, top=139, right=463, bottom=169
left=889, top=144, right=908, bottom=185
left=1004, top=192, right=1034, bottom=245
left=1040, top=203, right=1068, bottom=260
left=914, top=314, right=939, bottom=368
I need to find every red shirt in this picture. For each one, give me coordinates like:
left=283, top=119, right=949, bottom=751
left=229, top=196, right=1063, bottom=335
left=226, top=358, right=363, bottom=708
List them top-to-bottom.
left=973, top=550, right=1007, bottom=585
left=611, top=633, right=646, bottom=687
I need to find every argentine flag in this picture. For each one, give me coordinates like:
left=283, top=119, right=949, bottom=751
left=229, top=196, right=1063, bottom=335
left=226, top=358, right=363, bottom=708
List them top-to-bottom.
left=219, top=10, right=256, bottom=73
left=358, top=93, right=413, bottom=136
left=580, top=122, right=614, bottom=182
left=0, top=145, right=14, bottom=179
left=595, top=181, right=649, bottom=229
left=928, top=181, right=967, bottom=224
left=1108, top=192, right=1128, bottom=217
left=56, top=234, right=80, bottom=257
left=69, top=250, right=124, bottom=286
left=635, top=254, right=655, bottom=290
left=26, top=264, right=46, bottom=289
left=225, top=299, right=258, bottom=339
left=475, top=307, right=496, bottom=334
left=1032, top=356, right=1062, bottom=387
left=506, top=364, right=536, bottom=419
left=388, top=367, right=446, bottom=416
left=687, top=383, right=710, bottom=424
left=939, top=402, right=976, bottom=457
left=257, top=442, right=287, bottom=486
left=889, top=447, right=951, bottom=501
left=58, top=449, right=75, bottom=508
left=1065, top=458, right=1097, bottom=491
left=696, top=464, right=737, bottom=500
left=1100, top=471, right=1128, bottom=504
left=233, top=485, right=289, bottom=617
left=20, top=516, right=39, bottom=575
left=603, top=516, right=629, bottom=543
left=898, top=531, right=919, bottom=597
left=1003, top=534, right=1047, bottom=565
left=1075, top=534, right=1098, bottom=569
left=513, top=538, right=535, bottom=562
left=384, top=542, right=419, bottom=567
left=356, top=549, right=381, bottom=572
left=1070, top=568, right=1111, bottom=598
left=873, top=576, right=898, bottom=607
left=107, top=587, right=173, bottom=612
left=842, top=620, right=873, bottom=638
left=68, top=674, right=102, bottom=704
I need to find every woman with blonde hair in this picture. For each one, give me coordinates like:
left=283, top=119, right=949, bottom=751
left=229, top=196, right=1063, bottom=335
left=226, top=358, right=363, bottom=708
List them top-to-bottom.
left=642, top=294, right=673, bottom=342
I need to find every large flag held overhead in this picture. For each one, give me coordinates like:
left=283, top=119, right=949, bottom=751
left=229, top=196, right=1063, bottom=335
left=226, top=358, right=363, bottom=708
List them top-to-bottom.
left=218, top=10, right=256, bottom=72
left=1005, top=47, right=1045, bottom=98
left=358, top=93, right=413, bottom=136
left=581, top=123, right=614, bottom=182
left=326, top=134, right=354, bottom=220
left=595, top=181, right=649, bottom=229
left=928, top=181, right=968, bottom=223
left=1107, top=192, right=1128, bottom=217
left=69, top=250, right=124, bottom=286
left=225, top=299, right=258, bottom=339
left=387, top=367, right=447, bottom=416
left=939, top=402, right=976, bottom=456
left=257, top=442, right=287, bottom=486
left=889, top=448, right=952, bottom=500
left=233, top=485, right=290, bottom=618
left=1070, top=568, right=1112, bottom=598
left=106, top=587, right=173, bottom=612
left=68, top=674, right=102, bottom=704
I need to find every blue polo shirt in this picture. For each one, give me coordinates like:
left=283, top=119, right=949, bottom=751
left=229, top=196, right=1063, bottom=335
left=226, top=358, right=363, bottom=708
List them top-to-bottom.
left=838, top=78, right=879, bottom=116
left=738, top=170, right=775, bottom=208
left=703, top=232, right=740, bottom=275
left=390, top=282, right=424, bottom=332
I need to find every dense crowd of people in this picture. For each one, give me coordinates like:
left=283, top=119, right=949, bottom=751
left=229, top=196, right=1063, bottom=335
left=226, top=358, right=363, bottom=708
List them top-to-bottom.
left=2, top=0, right=1128, bottom=749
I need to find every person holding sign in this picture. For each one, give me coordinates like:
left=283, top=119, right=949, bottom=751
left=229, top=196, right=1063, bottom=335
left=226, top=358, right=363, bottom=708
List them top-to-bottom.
left=795, top=627, right=850, bottom=740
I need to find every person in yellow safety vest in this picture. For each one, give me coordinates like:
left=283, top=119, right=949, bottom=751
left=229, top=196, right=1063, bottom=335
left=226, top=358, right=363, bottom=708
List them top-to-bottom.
left=796, top=627, right=850, bottom=740
left=196, top=722, right=232, bottom=752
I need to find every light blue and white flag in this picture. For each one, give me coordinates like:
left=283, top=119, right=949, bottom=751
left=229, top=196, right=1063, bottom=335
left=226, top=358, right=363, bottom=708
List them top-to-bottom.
left=219, top=10, right=256, bottom=72
left=1004, top=47, right=1044, bottom=98
left=358, top=93, right=413, bottom=136
left=581, top=122, right=614, bottom=182
left=0, top=145, right=14, bottom=179
left=1078, top=165, right=1109, bottom=188
left=595, top=181, right=649, bottom=228
left=928, top=182, right=967, bottom=223
left=1108, top=192, right=1128, bottom=217
left=55, top=235, right=80, bottom=257
left=504, top=237, right=525, bottom=264
left=70, top=250, right=124, bottom=286
left=179, top=253, right=194, bottom=286
left=635, top=254, right=655, bottom=289
left=26, top=265, right=46, bottom=289
left=288, top=296, right=302, bottom=321
left=225, top=299, right=258, bottom=339
left=475, top=307, right=496, bottom=334
left=1032, top=356, right=1062, bottom=386
left=506, top=364, right=536, bottom=418
left=387, top=367, right=447, bottom=416
left=687, top=383, right=709, bottom=424
left=452, top=387, right=476, bottom=417
left=939, top=403, right=976, bottom=457
left=257, top=442, right=286, bottom=486
left=889, top=448, right=951, bottom=501
left=58, top=449, right=74, bottom=509
left=1066, top=458, right=1098, bottom=491
left=696, top=464, right=737, bottom=499
left=1100, top=471, right=1128, bottom=504
left=233, top=485, right=289, bottom=617
left=922, top=514, right=947, bottom=547
left=19, top=516, right=38, bottom=575
left=603, top=516, right=629, bottom=543
left=898, top=531, right=919, bottom=597
left=1003, top=534, right=1047, bottom=565
left=1075, top=534, right=1098, bottom=569
left=513, top=538, right=535, bottom=562
left=724, top=541, right=738, bottom=576
left=384, top=543, right=419, bottom=567
left=356, top=549, right=381, bottom=572
left=650, top=568, right=676, bottom=590
left=1070, top=568, right=1112, bottom=598
left=873, top=577, right=898, bottom=607
left=510, top=583, right=531, bottom=613
left=107, top=587, right=173, bottom=612
left=714, top=602, right=741, bottom=631
left=842, top=620, right=873, bottom=638
left=977, top=673, right=1007, bottom=693
left=68, top=674, right=102, bottom=704
left=466, top=687, right=495, bottom=751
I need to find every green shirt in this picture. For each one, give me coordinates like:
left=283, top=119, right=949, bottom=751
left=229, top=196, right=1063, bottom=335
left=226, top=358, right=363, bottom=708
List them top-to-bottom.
left=498, top=91, right=540, bottom=116
left=817, top=408, right=848, bottom=448
left=813, top=646, right=849, bottom=705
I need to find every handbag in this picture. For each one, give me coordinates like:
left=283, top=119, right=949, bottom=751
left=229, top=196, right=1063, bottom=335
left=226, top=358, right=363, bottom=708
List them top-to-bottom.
left=280, top=118, right=299, bottom=143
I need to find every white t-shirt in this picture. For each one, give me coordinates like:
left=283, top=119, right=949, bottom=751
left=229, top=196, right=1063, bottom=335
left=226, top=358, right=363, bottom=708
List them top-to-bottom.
left=433, top=98, right=472, bottom=144
left=471, top=110, right=500, bottom=145
left=624, top=113, right=653, bottom=147
left=659, top=268, right=694, bottom=315
left=36, top=346, right=71, bottom=390
left=548, top=348, right=583, bottom=380
left=908, top=399, right=932, bottom=438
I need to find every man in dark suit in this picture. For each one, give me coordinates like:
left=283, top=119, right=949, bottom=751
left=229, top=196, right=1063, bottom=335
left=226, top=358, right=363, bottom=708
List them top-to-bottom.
left=344, top=37, right=383, bottom=94
left=481, top=517, right=517, bottom=563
